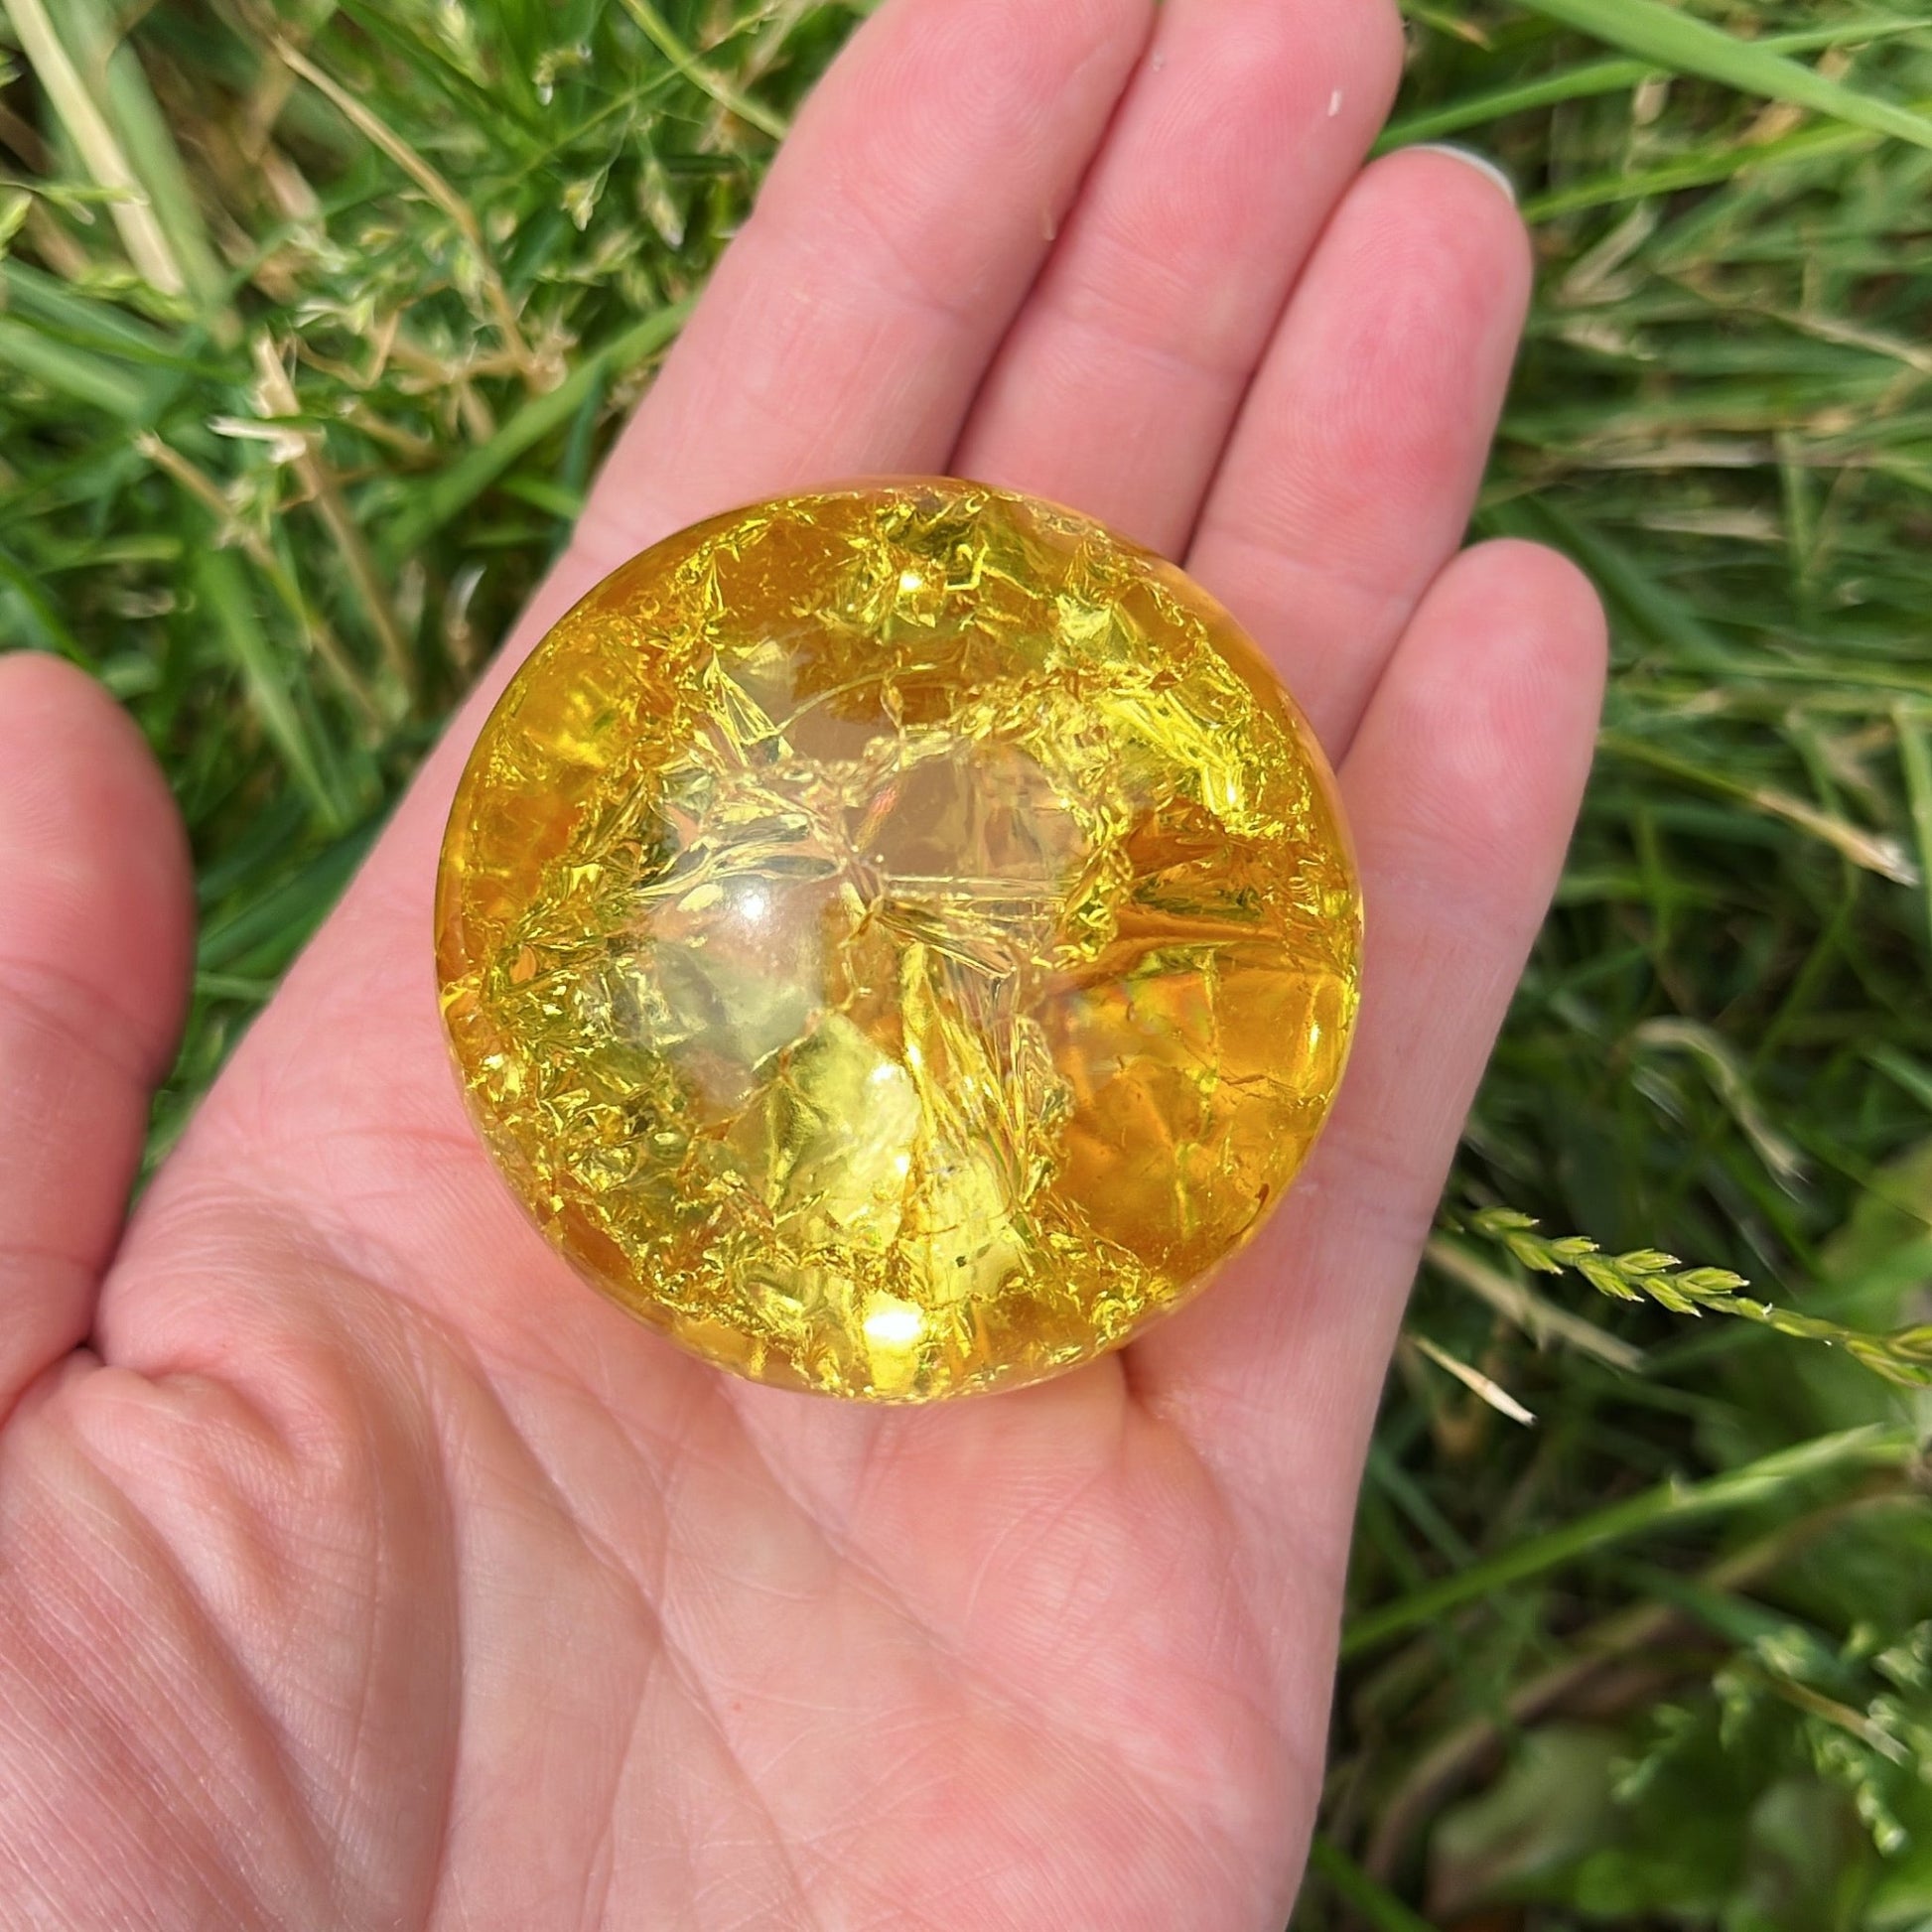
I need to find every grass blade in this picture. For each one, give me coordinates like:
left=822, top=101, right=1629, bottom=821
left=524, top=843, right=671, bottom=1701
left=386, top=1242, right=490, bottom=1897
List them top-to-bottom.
left=1, top=0, right=186, bottom=294
left=57, top=0, right=232, bottom=322
left=614, top=0, right=787, bottom=141
left=1512, top=0, right=1932, bottom=152
left=1381, top=18, right=1932, bottom=151
left=379, top=300, right=691, bottom=563
left=0, top=315, right=153, bottom=418
left=194, top=547, right=346, bottom=830
left=0, top=551, right=85, bottom=656
left=1896, top=701, right=1932, bottom=963
left=197, top=827, right=377, bottom=976
left=1340, top=1426, right=1914, bottom=1658
left=1305, top=1837, right=1442, bottom=1932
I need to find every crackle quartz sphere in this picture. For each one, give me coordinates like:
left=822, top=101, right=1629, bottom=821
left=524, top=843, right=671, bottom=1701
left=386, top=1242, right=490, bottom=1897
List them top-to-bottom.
left=436, top=480, right=1361, bottom=1401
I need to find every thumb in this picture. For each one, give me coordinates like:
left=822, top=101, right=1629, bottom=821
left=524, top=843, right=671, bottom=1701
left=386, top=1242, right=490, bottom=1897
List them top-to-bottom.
left=0, top=655, right=192, bottom=1422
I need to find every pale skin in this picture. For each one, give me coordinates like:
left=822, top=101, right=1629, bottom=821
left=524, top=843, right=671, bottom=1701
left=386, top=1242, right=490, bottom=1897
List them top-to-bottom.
left=0, top=0, right=1606, bottom=1924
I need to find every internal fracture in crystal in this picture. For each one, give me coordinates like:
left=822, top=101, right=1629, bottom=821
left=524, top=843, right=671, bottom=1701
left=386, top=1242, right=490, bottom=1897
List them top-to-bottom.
left=436, top=481, right=1362, bottom=1400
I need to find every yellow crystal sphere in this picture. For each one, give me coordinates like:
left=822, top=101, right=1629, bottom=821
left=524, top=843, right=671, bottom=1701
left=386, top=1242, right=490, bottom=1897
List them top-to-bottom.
left=436, top=481, right=1360, bottom=1400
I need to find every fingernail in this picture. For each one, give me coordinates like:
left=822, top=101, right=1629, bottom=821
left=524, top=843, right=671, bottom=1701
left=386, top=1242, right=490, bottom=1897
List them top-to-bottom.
left=1407, top=142, right=1517, bottom=206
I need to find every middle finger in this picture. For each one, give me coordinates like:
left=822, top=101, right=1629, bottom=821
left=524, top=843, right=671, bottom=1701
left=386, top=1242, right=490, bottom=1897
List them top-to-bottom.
left=951, top=0, right=1403, bottom=556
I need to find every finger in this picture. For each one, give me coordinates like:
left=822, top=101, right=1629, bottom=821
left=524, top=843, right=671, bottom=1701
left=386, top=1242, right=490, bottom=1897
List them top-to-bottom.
left=556, top=0, right=1156, bottom=621
left=951, top=0, right=1402, bottom=554
left=1186, top=147, right=1532, bottom=758
left=1132, top=541, right=1605, bottom=1568
left=0, top=655, right=193, bottom=1420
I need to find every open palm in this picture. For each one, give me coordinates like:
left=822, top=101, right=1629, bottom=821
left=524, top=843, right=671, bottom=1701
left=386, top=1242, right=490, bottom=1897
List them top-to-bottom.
left=0, top=1, right=1605, bottom=1924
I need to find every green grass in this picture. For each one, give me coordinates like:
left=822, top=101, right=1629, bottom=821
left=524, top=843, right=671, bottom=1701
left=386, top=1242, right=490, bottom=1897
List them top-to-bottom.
left=3, top=0, right=1931, bottom=1924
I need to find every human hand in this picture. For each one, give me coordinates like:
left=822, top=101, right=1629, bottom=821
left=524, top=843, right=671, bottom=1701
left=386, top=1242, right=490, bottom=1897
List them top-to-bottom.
left=0, top=0, right=1604, bottom=1924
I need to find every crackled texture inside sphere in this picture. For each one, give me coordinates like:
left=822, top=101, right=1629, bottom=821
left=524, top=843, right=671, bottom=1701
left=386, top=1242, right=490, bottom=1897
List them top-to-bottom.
left=436, top=481, right=1361, bottom=1400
